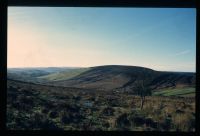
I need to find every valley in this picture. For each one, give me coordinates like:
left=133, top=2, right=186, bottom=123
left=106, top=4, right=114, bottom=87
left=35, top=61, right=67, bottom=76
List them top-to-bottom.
left=7, top=65, right=196, bottom=131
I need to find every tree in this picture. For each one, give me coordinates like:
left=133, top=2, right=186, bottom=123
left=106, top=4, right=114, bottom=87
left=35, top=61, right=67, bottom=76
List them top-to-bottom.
left=134, top=80, right=152, bottom=110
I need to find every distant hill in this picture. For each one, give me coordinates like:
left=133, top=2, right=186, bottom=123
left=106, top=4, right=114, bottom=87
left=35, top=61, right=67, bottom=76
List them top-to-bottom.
left=47, top=65, right=195, bottom=92
left=7, top=67, right=81, bottom=84
left=38, top=68, right=90, bottom=81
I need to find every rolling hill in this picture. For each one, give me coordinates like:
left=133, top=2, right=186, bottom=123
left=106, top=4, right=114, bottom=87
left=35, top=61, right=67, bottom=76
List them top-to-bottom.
left=7, top=65, right=196, bottom=130
left=45, top=65, right=195, bottom=92
left=7, top=67, right=81, bottom=84
left=38, top=68, right=91, bottom=81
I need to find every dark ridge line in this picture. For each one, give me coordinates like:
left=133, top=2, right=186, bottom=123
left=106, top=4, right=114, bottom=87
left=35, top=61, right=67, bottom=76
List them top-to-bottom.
left=7, top=78, right=95, bottom=92
left=7, top=78, right=42, bottom=86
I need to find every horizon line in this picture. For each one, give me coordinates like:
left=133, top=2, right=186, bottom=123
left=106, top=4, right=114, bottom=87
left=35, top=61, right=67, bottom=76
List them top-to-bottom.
left=7, top=64, right=196, bottom=73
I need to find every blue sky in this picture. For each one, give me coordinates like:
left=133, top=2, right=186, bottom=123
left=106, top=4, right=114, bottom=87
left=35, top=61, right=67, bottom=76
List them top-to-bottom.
left=8, top=7, right=196, bottom=72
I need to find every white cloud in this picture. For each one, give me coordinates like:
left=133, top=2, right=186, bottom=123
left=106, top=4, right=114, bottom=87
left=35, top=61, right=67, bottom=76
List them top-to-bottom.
left=171, top=49, right=191, bottom=57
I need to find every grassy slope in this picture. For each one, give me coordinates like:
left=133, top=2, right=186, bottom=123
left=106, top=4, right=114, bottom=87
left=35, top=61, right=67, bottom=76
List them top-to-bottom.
left=38, top=68, right=90, bottom=81
left=153, top=87, right=195, bottom=97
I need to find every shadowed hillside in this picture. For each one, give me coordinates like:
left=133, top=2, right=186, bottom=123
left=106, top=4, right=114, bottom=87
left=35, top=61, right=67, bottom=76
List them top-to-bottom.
left=47, top=65, right=195, bottom=92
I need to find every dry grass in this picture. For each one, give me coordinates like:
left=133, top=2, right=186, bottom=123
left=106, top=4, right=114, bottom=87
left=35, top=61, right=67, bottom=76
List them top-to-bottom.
left=7, top=80, right=195, bottom=131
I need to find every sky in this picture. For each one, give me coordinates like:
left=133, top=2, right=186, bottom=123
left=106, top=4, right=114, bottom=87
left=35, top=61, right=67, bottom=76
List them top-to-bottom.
left=8, top=7, right=196, bottom=72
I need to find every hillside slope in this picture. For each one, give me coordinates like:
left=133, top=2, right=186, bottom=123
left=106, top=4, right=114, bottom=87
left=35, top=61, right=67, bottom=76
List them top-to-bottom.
left=49, top=65, right=195, bottom=91
left=7, top=67, right=81, bottom=84
left=38, top=68, right=90, bottom=81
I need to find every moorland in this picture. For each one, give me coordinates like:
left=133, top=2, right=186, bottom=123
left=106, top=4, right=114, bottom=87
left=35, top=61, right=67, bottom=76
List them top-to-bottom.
left=7, top=65, right=196, bottom=131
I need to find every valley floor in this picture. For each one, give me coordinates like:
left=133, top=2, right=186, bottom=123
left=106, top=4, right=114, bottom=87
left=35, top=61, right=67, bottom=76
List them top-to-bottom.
left=7, top=80, right=195, bottom=131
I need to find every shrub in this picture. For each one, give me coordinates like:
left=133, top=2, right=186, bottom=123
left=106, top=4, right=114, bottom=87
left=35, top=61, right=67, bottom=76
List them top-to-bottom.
left=73, top=95, right=81, bottom=101
left=19, top=96, right=34, bottom=105
left=65, top=104, right=80, bottom=113
left=102, top=107, right=115, bottom=116
left=41, top=108, right=49, bottom=114
left=175, top=109, right=185, bottom=114
left=49, top=111, right=58, bottom=119
left=61, top=112, right=73, bottom=124
left=29, top=113, right=62, bottom=130
left=72, top=113, right=84, bottom=123
left=115, top=113, right=130, bottom=128
left=172, top=113, right=195, bottom=131
left=132, top=116, right=145, bottom=126
left=145, top=117, right=157, bottom=129
left=159, top=117, right=172, bottom=131
left=41, top=120, right=62, bottom=130
left=103, top=122, right=110, bottom=128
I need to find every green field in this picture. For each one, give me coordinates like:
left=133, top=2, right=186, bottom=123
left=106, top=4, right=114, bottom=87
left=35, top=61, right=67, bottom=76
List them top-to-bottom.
left=38, top=68, right=90, bottom=81
left=153, top=87, right=195, bottom=97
